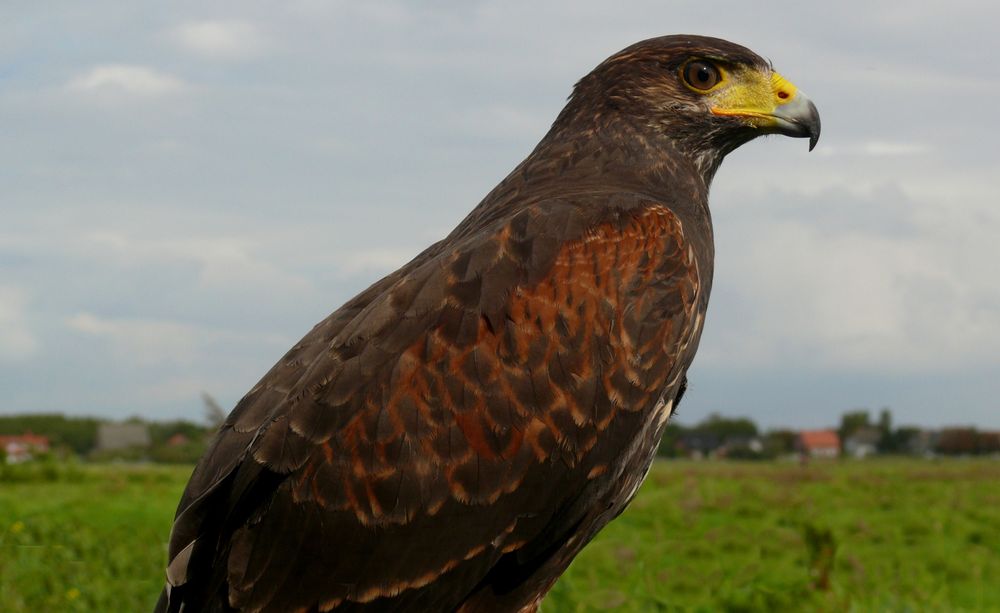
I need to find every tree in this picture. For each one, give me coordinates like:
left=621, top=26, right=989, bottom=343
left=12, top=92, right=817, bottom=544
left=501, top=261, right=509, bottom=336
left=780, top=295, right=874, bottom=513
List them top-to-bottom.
left=202, top=392, right=227, bottom=430
left=877, top=407, right=894, bottom=453
left=838, top=410, right=871, bottom=444
left=0, top=413, right=100, bottom=455
left=693, top=413, right=758, bottom=439
left=147, top=420, right=212, bottom=446
left=656, top=422, right=688, bottom=457
left=893, top=426, right=922, bottom=454
left=936, top=428, right=979, bottom=455
left=763, top=429, right=798, bottom=457
left=978, top=431, right=1000, bottom=454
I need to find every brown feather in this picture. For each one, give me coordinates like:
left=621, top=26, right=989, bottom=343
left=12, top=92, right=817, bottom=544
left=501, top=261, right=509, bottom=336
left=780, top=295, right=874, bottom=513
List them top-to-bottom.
left=154, top=34, right=800, bottom=613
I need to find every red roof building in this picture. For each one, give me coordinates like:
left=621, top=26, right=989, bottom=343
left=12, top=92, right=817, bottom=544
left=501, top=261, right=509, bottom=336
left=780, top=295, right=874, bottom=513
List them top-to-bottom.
left=797, top=430, right=840, bottom=458
left=0, top=433, right=50, bottom=463
left=166, top=433, right=190, bottom=447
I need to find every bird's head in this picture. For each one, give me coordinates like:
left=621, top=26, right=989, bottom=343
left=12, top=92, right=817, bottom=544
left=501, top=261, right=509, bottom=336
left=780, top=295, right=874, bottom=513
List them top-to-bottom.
left=562, top=35, right=820, bottom=179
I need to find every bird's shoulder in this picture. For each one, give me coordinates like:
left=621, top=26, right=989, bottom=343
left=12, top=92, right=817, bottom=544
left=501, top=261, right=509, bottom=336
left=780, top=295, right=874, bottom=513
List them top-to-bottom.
left=232, top=191, right=700, bottom=471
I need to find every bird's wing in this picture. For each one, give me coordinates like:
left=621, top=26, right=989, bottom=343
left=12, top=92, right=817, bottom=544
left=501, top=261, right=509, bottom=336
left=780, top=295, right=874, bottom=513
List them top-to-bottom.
left=162, top=194, right=702, bottom=612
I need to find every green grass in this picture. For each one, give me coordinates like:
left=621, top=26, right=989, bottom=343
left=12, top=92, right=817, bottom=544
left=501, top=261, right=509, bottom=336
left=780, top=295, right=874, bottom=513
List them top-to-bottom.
left=1, top=459, right=998, bottom=612
left=549, top=459, right=1000, bottom=612
left=0, top=463, right=190, bottom=612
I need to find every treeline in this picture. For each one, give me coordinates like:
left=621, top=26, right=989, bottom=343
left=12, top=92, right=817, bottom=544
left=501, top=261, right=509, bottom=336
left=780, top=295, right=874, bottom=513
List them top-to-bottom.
left=3, top=407, right=997, bottom=464
left=656, top=408, right=1000, bottom=459
left=838, top=408, right=1000, bottom=456
left=0, top=413, right=217, bottom=463
left=0, top=413, right=101, bottom=455
left=657, top=413, right=795, bottom=459
left=934, top=428, right=1000, bottom=455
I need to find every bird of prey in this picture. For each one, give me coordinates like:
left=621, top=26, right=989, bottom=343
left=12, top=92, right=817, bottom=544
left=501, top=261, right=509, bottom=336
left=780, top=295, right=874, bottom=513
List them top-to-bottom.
left=156, top=35, right=819, bottom=613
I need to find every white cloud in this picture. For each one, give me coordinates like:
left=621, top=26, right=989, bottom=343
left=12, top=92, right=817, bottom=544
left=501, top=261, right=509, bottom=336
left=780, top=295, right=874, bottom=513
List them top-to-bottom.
left=5, top=0, right=999, bottom=424
left=170, top=20, right=267, bottom=60
left=828, top=63, right=1000, bottom=96
left=66, top=64, right=187, bottom=97
left=451, top=104, right=551, bottom=142
left=817, top=141, right=932, bottom=158
left=860, top=141, right=931, bottom=157
left=700, top=186, right=1000, bottom=374
left=83, top=231, right=312, bottom=292
left=333, top=247, right=415, bottom=276
left=0, top=286, right=39, bottom=361
left=66, top=312, right=288, bottom=367
left=67, top=313, right=201, bottom=365
left=141, top=376, right=222, bottom=404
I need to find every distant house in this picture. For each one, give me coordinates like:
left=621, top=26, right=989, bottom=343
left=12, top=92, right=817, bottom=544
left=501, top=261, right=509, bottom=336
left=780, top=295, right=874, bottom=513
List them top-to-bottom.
left=96, top=423, right=151, bottom=451
left=844, top=427, right=881, bottom=458
left=797, top=430, right=840, bottom=459
left=0, top=433, right=50, bottom=463
left=166, top=433, right=190, bottom=447
left=716, top=435, right=764, bottom=459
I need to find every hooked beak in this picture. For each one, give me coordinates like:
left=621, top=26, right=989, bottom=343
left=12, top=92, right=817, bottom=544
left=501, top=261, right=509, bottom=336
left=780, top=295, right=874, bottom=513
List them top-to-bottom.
left=711, top=71, right=821, bottom=151
left=770, top=93, right=821, bottom=151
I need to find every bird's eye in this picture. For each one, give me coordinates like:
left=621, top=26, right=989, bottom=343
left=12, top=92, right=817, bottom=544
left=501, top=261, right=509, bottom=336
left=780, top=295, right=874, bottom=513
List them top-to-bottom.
left=682, top=60, right=721, bottom=91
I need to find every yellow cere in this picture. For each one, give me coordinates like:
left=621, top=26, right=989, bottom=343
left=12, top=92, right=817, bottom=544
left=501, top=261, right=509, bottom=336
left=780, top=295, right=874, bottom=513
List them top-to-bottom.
left=710, top=69, right=799, bottom=125
left=770, top=72, right=798, bottom=105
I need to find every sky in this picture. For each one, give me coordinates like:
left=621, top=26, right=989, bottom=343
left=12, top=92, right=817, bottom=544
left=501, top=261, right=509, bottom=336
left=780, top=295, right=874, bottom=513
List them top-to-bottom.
left=2, top=1, right=998, bottom=429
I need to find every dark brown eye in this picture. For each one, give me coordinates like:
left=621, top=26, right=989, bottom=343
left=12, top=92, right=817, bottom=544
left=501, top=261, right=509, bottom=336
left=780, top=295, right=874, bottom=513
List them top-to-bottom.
left=683, top=60, right=721, bottom=90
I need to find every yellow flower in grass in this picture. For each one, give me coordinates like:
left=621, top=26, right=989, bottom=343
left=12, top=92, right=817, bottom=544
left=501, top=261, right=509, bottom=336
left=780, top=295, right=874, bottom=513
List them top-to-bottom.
left=10, top=520, right=24, bottom=534
left=66, top=588, right=80, bottom=601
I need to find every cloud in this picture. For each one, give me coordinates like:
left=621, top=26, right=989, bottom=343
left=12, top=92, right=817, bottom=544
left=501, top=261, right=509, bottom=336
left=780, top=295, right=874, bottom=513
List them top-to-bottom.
left=4, top=0, right=998, bottom=425
left=170, top=20, right=267, bottom=60
left=66, top=64, right=187, bottom=98
left=451, top=104, right=551, bottom=142
left=817, top=141, right=932, bottom=158
left=860, top=141, right=931, bottom=157
left=699, top=185, right=1000, bottom=375
left=82, top=231, right=312, bottom=293
left=332, top=247, right=416, bottom=276
left=0, top=286, right=39, bottom=361
left=54, top=312, right=290, bottom=418
left=66, top=312, right=288, bottom=367
left=67, top=313, right=201, bottom=365
left=141, top=376, right=225, bottom=405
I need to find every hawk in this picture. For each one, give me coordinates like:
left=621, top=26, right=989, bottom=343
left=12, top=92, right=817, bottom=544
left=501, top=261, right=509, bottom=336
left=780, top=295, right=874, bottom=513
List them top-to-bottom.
left=156, top=35, right=819, bottom=612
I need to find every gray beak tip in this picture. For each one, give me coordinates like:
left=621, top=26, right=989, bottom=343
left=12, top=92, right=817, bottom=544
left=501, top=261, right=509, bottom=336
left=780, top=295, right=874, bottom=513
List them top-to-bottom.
left=805, top=99, right=821, bottom=152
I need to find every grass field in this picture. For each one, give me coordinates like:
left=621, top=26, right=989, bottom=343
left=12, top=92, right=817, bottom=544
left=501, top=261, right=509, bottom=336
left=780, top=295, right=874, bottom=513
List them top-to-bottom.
left=1, top=459, right=998, bottom=612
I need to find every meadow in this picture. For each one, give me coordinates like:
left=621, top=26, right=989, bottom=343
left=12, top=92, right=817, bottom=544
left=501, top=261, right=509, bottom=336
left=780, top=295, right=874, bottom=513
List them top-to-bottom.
left=1, top=459, right=998, bottom=612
